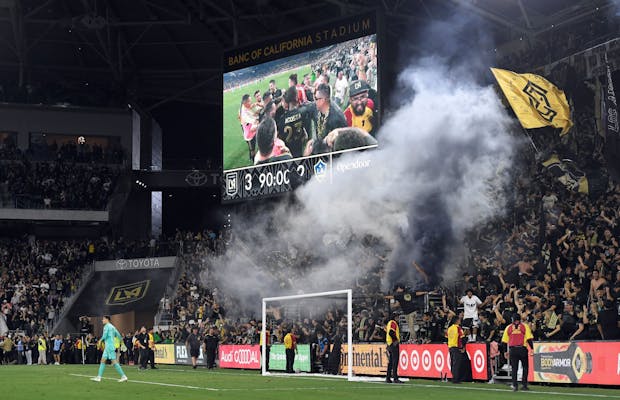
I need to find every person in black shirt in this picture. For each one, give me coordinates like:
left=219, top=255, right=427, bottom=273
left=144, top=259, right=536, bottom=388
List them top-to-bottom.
left=268, top=80, right=282, bottom=104
left=303, top=84, right=348, bottom=156
left=278, top=87, right=311, bottom=158
left=390, top=284, right=426, bottom=342
left=598, top=300, right=620, bottom=339
left=560, top=302, right=585, bottom=341
left=430, top=308, right=449, bottom=343
left=418, top=312, right=433, bottom=343
left=478, top=312, right=497, bottom=343
left=79, top=316, right=92, bottom=335
left=135, top=326, right=149, bottom=370
left=186, top=326, right=201, bottom=369
left=203, top=327, right=219, bottom=369
left=123, top=333, right=134, bottom=365
left=62, top=334, right=74, bottom=364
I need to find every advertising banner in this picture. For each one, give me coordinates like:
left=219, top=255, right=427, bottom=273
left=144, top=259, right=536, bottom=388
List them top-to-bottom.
left=530, top=341, right=620, bottom=385
left=338, top=343, right=388, bottom=375
left=398, top=343, right=488, bottom=380
left=154, top=344, right=176, bottom=364
left=174, top=344, right=207, bottom=365
left=268, top=344, right=311, bottom=372
left=219, top=345, right=261, bottom=369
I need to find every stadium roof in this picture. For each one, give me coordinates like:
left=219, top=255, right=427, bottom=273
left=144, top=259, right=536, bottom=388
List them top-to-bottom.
left=0, top=0, right=614, bottom=109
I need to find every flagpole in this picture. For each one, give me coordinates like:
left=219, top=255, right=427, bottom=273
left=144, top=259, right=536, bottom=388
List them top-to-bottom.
left=521, top=127, right=540, bottom=154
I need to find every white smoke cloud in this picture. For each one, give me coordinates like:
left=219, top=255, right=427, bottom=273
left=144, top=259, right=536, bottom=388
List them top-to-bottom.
left=205, top=18, right=521, bottom=316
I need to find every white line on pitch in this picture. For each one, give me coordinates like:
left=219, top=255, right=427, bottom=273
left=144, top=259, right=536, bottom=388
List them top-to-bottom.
left=126, top=369, right=620, bottom=398
left=70, top=373, right=219, bottom=391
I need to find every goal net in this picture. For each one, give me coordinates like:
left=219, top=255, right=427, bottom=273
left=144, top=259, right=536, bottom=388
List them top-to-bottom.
left=261, top=289, right=354, bottom=380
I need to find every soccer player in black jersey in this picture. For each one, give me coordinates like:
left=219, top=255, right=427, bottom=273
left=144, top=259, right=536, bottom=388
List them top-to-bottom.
left=278, top=86, right=311, bottom=158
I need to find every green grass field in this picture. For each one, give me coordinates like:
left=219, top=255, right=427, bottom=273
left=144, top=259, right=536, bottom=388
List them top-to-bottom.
left=223, top=65, right=312, bottom=171
left=3, top=364, right=620, bottom=400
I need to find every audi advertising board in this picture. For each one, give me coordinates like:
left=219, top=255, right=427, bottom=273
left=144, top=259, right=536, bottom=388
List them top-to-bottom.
left=398, top=343, right=489, bottom=380
left=219, top=345, right=261, bottom=369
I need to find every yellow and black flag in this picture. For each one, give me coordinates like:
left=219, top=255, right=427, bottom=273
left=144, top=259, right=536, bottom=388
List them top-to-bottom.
left=491, top=68, right=573, bottom=135
left=541, top=154, right=607, bottom=198
left=541, top=154, right=588, bottom=194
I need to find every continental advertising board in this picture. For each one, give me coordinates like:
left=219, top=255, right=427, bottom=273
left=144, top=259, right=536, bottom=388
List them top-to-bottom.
left=338, top=343, right=388, bottom=375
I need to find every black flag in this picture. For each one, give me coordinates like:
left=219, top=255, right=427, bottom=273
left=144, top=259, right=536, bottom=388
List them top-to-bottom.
left=603, top=54, right=620, bottom=182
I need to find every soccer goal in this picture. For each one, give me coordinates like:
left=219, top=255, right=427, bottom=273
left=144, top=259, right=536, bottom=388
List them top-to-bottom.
left=261, top=289, right=354, bottom=380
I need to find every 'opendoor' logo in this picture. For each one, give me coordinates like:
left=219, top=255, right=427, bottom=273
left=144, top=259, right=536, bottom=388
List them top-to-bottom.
left=106, top=280, right=150, bottom=305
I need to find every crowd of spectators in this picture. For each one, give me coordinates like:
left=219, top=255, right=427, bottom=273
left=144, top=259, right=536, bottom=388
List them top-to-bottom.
left=495, top=12, right=617, bottom=70
left=0, top=138, right=125, bottom=210
left=0, top=159, right=120, bottom=210
left=0, top=235, right=180, bottom=339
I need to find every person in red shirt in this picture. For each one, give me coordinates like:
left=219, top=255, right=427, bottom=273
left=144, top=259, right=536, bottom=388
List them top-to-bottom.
left=501, top=314, right=533, bottom=391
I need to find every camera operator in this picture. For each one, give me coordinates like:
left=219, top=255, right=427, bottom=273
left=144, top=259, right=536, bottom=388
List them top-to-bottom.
left=78, top=316, right=92, bottom=363
left=79, top=316, right=92, bottom=335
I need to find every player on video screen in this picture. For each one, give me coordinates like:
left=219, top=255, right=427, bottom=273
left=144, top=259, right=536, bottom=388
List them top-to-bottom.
left=288, top=73, right=308, bottom=105
left=303, top=74, right=314, bottom=102
left=268, top=79, right=282, bottom=104
left=278, top=87, right=311, bottom=158
left=239, top=94, right=261, bottom=162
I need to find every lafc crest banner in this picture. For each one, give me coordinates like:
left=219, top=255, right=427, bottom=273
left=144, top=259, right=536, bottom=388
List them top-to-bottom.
left=491, top=68, right=573, bottom=135
left=541, top=154, right=607, bottom=198
left=541, top=154, right=588, bottom=194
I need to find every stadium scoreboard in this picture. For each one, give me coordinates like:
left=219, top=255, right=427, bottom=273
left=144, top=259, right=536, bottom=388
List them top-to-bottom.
left=222, top=12, right=381, bottom=202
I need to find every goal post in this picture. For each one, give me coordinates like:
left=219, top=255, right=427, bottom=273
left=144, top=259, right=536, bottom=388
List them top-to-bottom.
left=261, top=289, right=353, bottom=380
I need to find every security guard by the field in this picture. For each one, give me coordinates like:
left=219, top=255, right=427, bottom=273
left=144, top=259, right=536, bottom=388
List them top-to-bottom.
left=501, top=313, right=533, bottom=392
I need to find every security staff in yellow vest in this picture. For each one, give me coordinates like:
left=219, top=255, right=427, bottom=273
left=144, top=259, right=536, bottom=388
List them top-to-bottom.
left=385, top=313, right=402, bottom=383
left=501, top=313, right=533, bottom=392
left=447, top=315, right=466, bottom=384
left=283, top=327, right=297, bottom=373
left=147, top=328, right=157, bottom=369
left=37, top=334, right=47, bottom=365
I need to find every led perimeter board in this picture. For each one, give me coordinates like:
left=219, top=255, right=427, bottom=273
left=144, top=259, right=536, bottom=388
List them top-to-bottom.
left=223, top=12, right=380, bottom=202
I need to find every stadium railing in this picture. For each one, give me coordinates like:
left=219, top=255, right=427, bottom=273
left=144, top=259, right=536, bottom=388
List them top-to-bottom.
left=49, top=262, right=96, bottom=334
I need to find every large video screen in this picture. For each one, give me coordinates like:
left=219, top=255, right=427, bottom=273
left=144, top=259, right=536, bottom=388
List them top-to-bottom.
left=222, top=12, right=379, bottom=202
